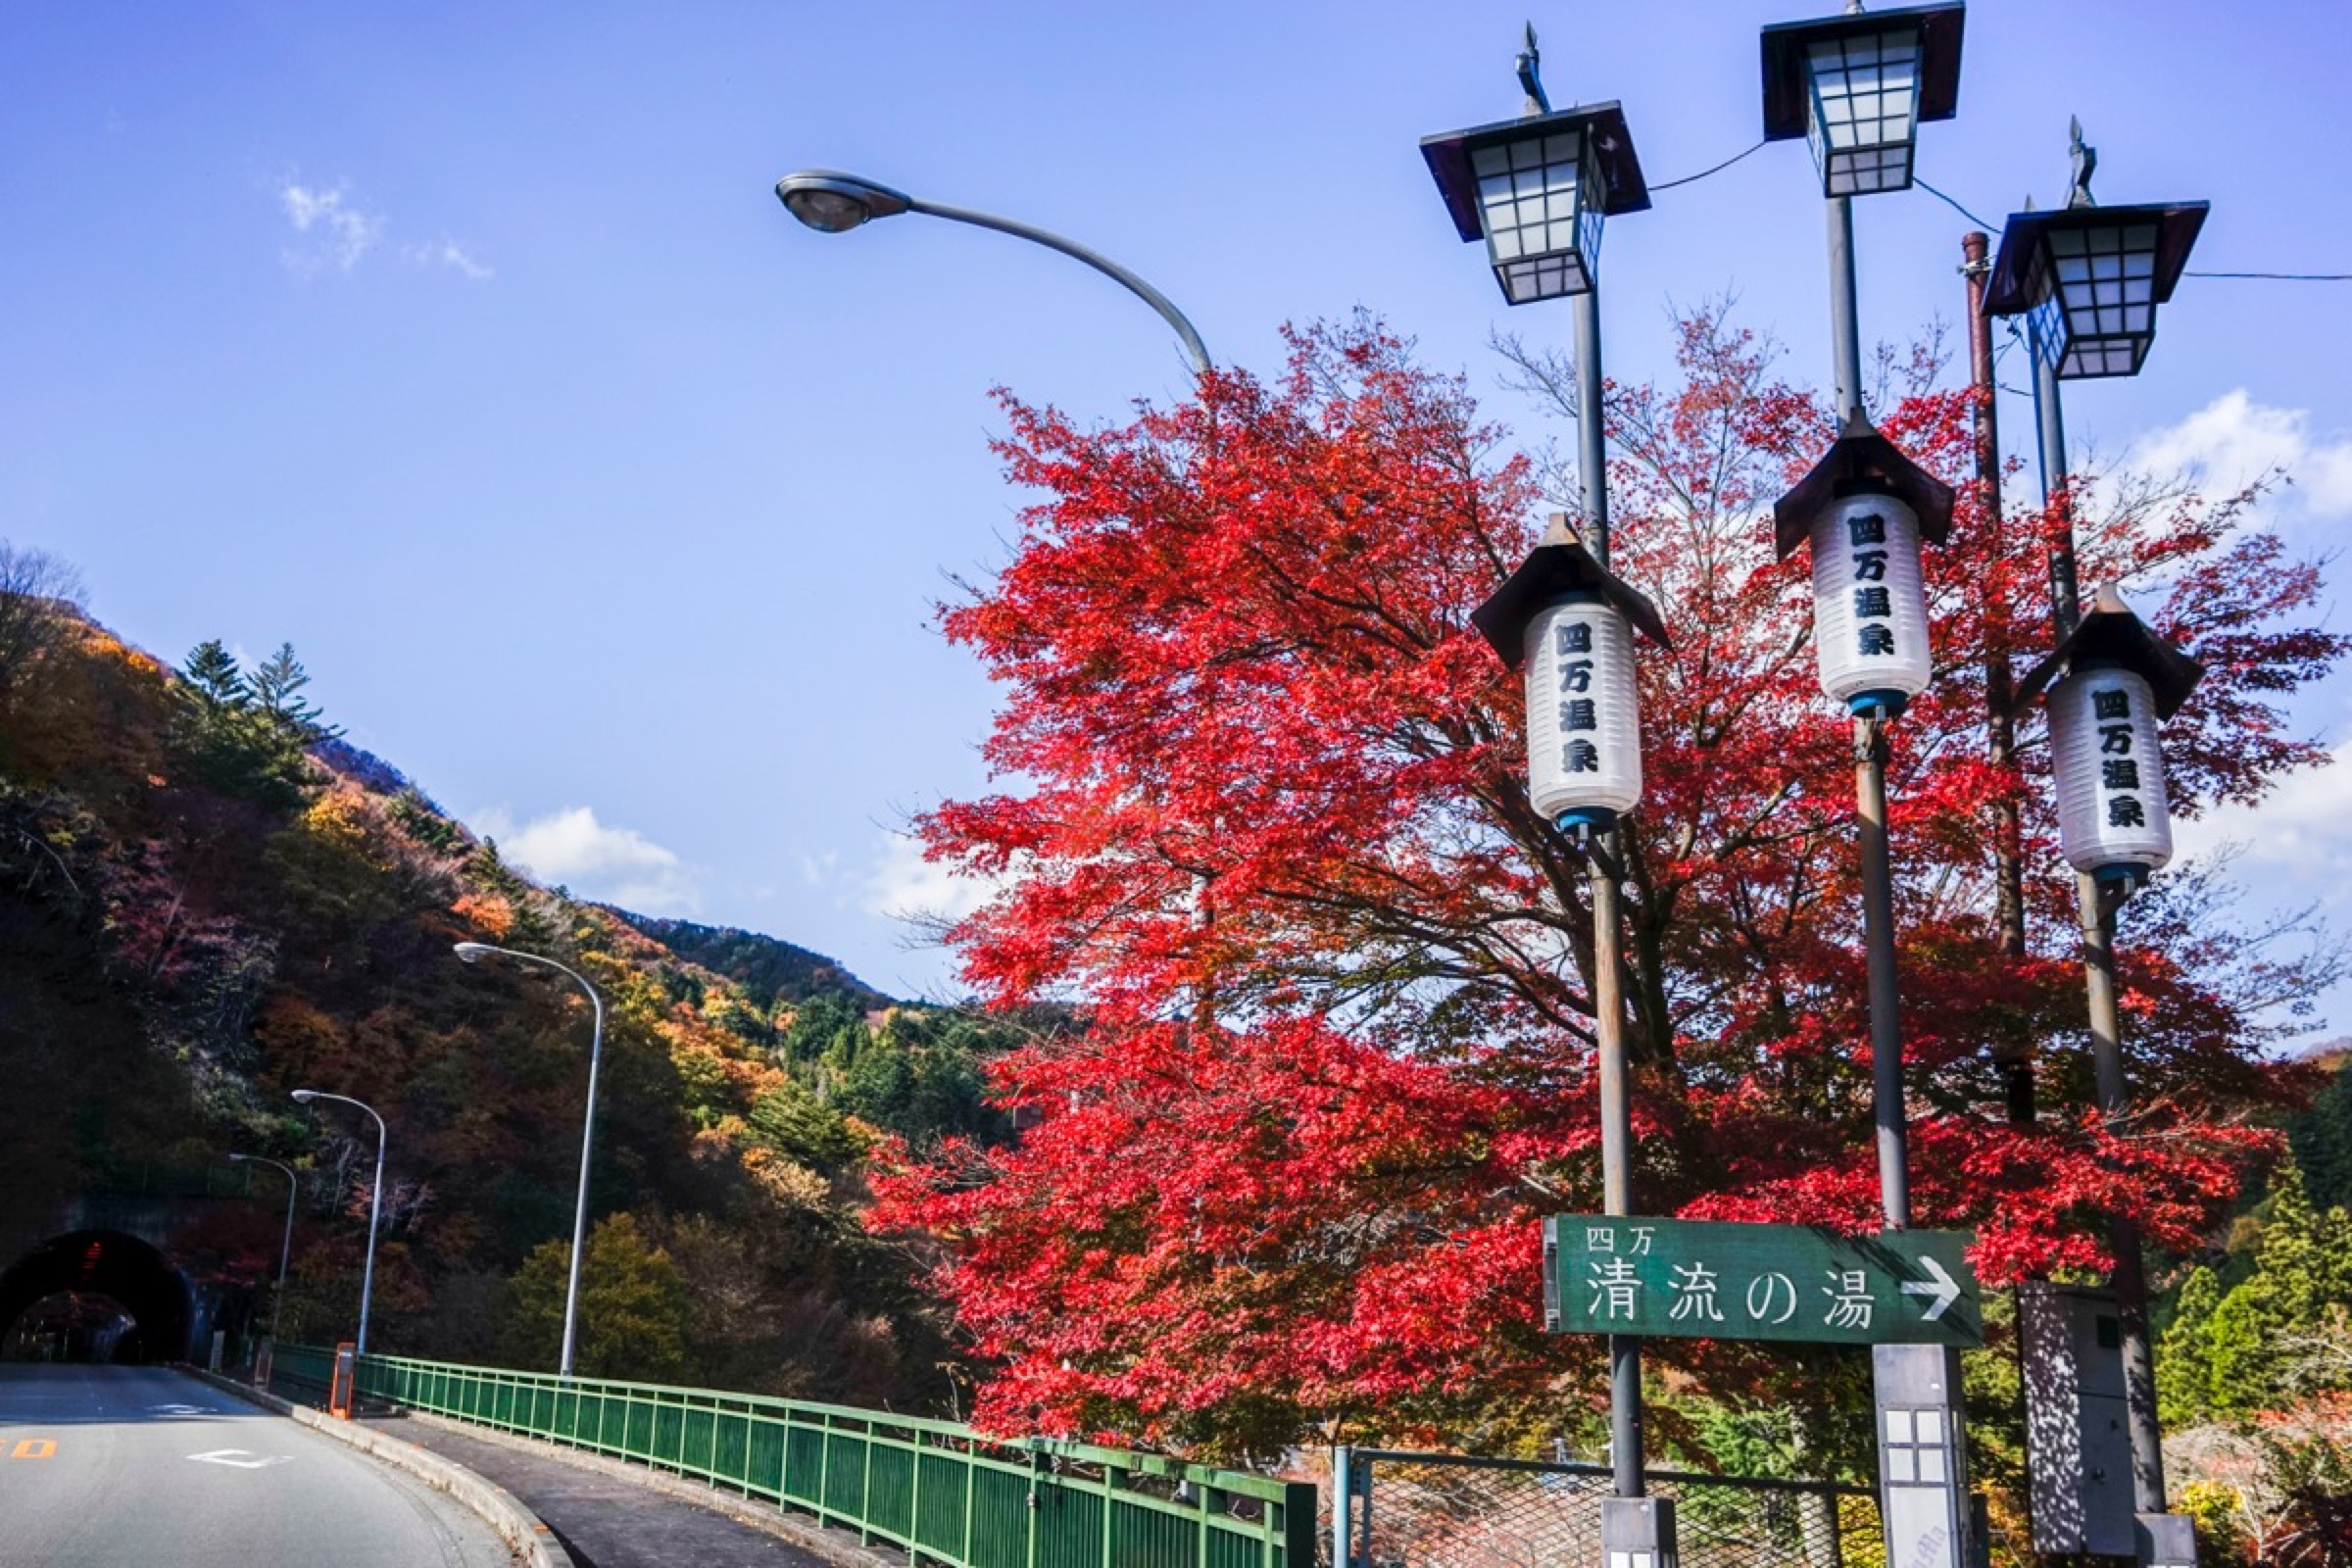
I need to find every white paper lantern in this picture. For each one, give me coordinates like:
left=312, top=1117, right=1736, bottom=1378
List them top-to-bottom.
left=1808, top=492, right=1933, bottom=710
left=1524, top=595, right=1642, bottom=826
left=2047, top=666, right=2174, bottom=876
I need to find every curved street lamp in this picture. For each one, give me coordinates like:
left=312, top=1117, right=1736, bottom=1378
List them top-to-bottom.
left=773, top=170, right=1213, bottom=376
left=456, top=942, right=606, bottom=1379
left=288, top=1089, right=386, bottom=1356
left=227, top=1152, right=299, bottom=1343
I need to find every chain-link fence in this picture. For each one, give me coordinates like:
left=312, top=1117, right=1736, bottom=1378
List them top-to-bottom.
left=1332, top=1449, right=1880, bottom=1568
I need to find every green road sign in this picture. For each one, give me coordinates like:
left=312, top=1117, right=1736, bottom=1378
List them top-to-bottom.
left=1544, top=1215, right=1984, bottom=1348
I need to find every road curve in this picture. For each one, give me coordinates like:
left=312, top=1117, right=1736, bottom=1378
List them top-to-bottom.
left=0, top=1362, right=517, bottom=1568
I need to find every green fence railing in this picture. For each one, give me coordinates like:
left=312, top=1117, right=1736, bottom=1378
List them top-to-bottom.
left=270, top=1346, right=1314, bottom=1568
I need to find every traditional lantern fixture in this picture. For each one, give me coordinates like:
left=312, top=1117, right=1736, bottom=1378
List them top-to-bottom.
left=1760, top=3, right=1965, bottom=198
left=1422, top=100, right=1650, bottom=304
left=1982, top=129, right=2208, bottom=380
left=1773, top=411, right=1956, bottom=713
left=1473, top=515, right=1670, bottom=829
left=2013, top=585, right=2203, bottom=886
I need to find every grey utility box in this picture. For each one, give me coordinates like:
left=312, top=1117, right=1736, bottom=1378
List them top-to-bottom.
left=2021, top=1284, right=2135, bottom=1556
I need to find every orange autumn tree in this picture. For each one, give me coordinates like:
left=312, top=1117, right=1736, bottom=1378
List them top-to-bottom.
left=869, top=311, right=2342, bottom=1462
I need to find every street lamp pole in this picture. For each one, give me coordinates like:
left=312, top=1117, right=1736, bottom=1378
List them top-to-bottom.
left=1430, top=35, right=1668, bottom=1558
left=1980, top=124, right=2211, bottom=1568
left=774, top=171, right=1212, bottom=375
left=456, top=942, right=606, bottom=1379
left=289, top=1090, right=385, bottom=1356
left=228, top=1153, right=298, bottom=1341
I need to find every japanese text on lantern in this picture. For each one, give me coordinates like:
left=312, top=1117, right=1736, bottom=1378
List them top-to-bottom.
left=1849, top=511, right=1895, bottom=658
left=1556, top=618, right=1599, bottom=774
left=2092, top=686, right=2146, bottom=828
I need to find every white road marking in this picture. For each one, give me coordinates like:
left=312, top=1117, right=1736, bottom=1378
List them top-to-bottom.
left=186, top=1448, right=292, bottom=1469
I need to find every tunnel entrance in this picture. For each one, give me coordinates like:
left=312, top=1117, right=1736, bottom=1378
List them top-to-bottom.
left=0, top=1231, right=192, bottom=1363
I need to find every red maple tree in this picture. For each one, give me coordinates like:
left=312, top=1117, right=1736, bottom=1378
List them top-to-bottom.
left=869, top=310, right=2343, bottom=1460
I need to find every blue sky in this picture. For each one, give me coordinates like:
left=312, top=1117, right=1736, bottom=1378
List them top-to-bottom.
left=3, top=1, right=2346, bottom=1029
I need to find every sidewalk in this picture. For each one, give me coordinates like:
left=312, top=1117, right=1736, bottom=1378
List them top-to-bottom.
left=358, top=1409, right=878, bottom=1568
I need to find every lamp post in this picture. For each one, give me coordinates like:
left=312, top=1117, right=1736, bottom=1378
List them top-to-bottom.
left=1760, top=2, right=1966, bottom=421
left=1762, top=11, right=1970, bottom=1568
left=1428, top=30, right=1670, bottom=1561
left=1982, top=127, right=2209, bottom=1568
left=775, top=164, right=1221, bottom=1017
left=774, top=170, right=1212, bottom=376
left=457, top=942, right=606, bottom=1379
left=289, top=1089, right=385, bottom=1357
left=227, top=1153, right=298, bottom=1343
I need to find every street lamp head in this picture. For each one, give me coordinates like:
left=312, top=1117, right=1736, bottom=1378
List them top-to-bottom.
left=1760, top=3, right=1965, bottom=198
left=1421, top=101, right=1650, bottom=305
left=774, top=171, right=914, bottom=234
left=1982, top=199, right=2208, bottom=381
left=454, top=942, right=495, bottom=964
left=290, top=1089, right=318, bottom=1104
left=227, top=1152, right=250, bottom=1162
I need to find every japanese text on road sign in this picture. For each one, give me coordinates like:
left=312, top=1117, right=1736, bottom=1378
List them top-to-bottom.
left=1544, top=1215, right=1983, bottom=1348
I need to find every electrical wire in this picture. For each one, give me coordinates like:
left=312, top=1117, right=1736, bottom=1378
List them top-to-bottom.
left=1648, top=138, right=1767, bottom=192
left=1654, top=150, right=2351, bottom=283
left=1916, top=177, right=1997, bottom=232
left=2184, top=270, right=2352, bottom=281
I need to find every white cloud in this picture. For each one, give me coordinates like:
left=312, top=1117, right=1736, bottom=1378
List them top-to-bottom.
left=278, top=181, right=384, bottom=275
left=405, top=238, right=494, bottom=280
left=2123, top=390, right=2352, bottom=516
left=2175, top=740, right=2352, bottom=882
left=471, top=805, right=702, bottom=915
left=862, top=832, right=1000, bottom=923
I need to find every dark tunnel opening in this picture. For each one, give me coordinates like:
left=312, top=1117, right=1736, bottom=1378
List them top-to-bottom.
left=0, top=1231, right=192, bottom=1363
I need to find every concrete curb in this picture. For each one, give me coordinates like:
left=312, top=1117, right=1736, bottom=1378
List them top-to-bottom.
left=178, top=1364, right=573, bottom=1568
left=399, top=1408, right=898, bottom=1568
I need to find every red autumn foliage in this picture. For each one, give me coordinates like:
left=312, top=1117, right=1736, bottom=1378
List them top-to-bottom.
left=869, top=309, right=2344, bottom=1459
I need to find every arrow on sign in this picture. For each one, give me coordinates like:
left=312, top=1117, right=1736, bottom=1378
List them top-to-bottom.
left=1900, top=1255, right=1963, bottom=1321
left=187, top=1448, right=291, bottom=1469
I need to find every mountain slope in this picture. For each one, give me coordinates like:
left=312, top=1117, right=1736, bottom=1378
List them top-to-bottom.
left=0, top=595, right=1001, bottom=1400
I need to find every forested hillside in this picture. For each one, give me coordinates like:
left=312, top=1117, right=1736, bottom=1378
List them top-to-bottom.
left=0, top=547, right=1035, bottom=1404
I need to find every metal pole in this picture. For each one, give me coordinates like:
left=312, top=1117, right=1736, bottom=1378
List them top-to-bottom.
left=1828, top=192, right=1905, bottom=1227
left=1827, top=196, right=1865, bottom=422
left=904, top=197, right=1212, bottom=376
left=1962, top=231, right=2033, bottom=1126
left=1574, top=286, right=1643, bottom=1502
left=2032, top=349, right=2080, bottom=636
left=2033, top=356, right=2168, bottom=1519
left=1855, top=711, right=1911, bottom=1230
left=458, top=945, right=607, bottom=1376
left=560, top=980, right=607, bottom=1378
left=358, top=1106, right=384, bottom=1357
left=231, top=1154, right=299, bottom=1341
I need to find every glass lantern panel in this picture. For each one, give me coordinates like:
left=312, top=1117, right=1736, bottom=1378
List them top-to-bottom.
left=1803, top=29, right=1924, bottom=194
left=1475, top=127, right=1602, bottom=301
left=2034, top=222, right=2163, bottom=379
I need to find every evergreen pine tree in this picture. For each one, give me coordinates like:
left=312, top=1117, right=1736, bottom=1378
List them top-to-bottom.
left=182, top=639, right=249, bottom=708
left=250, top=642, right=343, bottom=741
left=2291, top=1054, right=2352, bottom=1213
left=2157, top=1265, right=2222, bottom=1425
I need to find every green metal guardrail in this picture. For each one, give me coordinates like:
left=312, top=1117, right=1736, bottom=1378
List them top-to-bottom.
left=270, top=1346, right=1314, bottom=1568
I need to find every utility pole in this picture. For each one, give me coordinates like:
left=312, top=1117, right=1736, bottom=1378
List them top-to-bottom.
left=1961, top=230, right=2033, bottom=1126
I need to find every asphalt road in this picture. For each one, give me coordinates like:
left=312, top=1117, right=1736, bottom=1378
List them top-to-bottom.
left=0, top=1362, right=518, bottom=1568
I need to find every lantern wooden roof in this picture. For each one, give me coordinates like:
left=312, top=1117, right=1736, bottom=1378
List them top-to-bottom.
left=1771, top=411, right=1956, bottom=559
left=1472, top=514, right=1671, bottom=669
left=2012, top=584, right=2204, bottom=719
